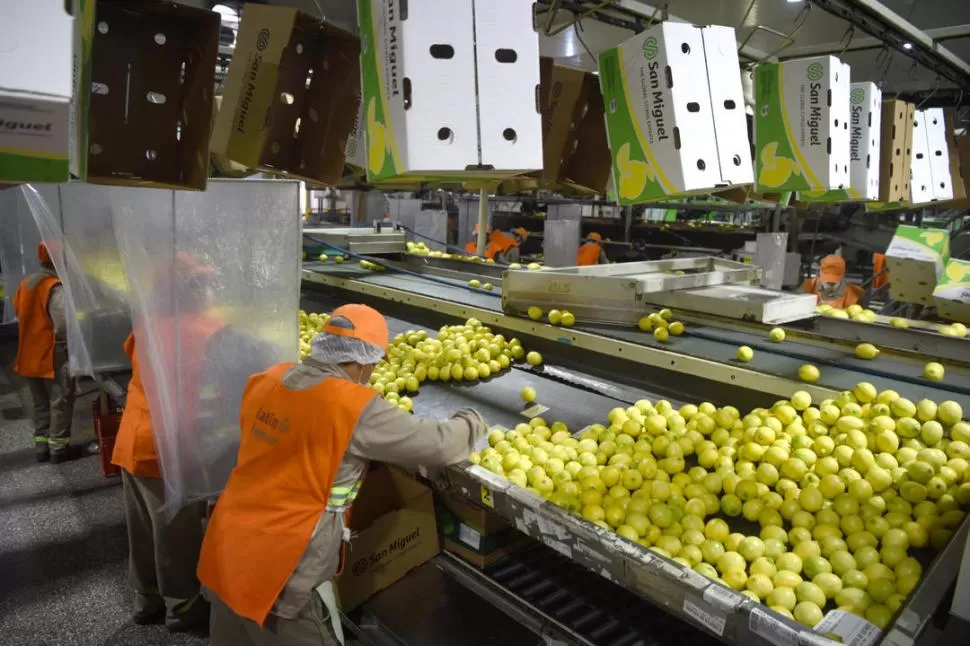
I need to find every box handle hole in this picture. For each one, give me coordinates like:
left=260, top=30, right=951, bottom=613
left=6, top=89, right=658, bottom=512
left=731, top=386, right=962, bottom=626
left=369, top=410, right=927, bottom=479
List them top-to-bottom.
left=430, top=44, right=455, bottom=59
left=495, top=49, right=517, bottom=63
left=438, top=127, right=454, bottom=143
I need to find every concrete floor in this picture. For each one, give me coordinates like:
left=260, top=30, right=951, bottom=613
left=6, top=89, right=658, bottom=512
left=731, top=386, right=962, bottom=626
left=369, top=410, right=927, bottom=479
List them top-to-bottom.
left=0, top=337, right=208, bottom=646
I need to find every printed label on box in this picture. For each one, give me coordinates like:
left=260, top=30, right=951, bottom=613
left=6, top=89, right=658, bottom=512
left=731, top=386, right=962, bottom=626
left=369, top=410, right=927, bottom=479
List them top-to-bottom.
left=934, top=258, right=970, bottom=303
left=458, top=523, right=482, bottom=550
left=814, top=610, right=882, bottom=646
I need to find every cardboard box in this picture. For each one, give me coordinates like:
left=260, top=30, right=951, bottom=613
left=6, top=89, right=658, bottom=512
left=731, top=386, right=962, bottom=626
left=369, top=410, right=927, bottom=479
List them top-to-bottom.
left=0, top=0, right=74, bottom=183
left=70, top=0, right=97, bottom=180
left=87, top=0, right=219, bottom=190
left=357, top=0, right=540, bottom=183
left=211, top=4, right=361, bottom=186
left=599, top=23, right=728, bottom=203
left=702, top=25, right=754, bottom=187
left=754, top=56, right=850, bottom=193
left=538, top=59, right=611, bottom=193
left=798, top=82, right=882, bottom=203
left=344, top=88, right=366, bottom=172
left=210, top=97, right=253, bottom=178
left=880, top=99, right=914, bottom=202
left=923, top=107, right=954, bottom=201
left=910, top=110, right=934, bottom=202
left=945, top=114, right=967, bottom=201
left=885, top=225, right=950, bottom=305
left=934, top=258, right=970, bottom=324
left=335, top=466, right=439, bottom=612
left=435, top=491, right=529, bottom=569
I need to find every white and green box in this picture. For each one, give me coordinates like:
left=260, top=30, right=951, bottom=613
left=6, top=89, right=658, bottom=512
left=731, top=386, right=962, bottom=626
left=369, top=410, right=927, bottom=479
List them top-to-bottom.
left=0, top=0, right=74, bottom=183
left=357, top=0, right=540, bottom=183
left=599, top=23, right=727, bottom=204
left=754, top=56, right=850, bottom=193
left=798, top=82, right=882, bottom=202
left=924, top=107, right=954, bottom=201
left=910, top=110, right=934, bottom=203
left=885, top=225, right=950, bottom=305
left=933, top=258, right=970, bottom=324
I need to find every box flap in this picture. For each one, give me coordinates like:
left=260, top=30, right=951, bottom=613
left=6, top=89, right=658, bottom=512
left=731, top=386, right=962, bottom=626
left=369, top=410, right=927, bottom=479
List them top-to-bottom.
left=349, top=465, right=431, bottom=531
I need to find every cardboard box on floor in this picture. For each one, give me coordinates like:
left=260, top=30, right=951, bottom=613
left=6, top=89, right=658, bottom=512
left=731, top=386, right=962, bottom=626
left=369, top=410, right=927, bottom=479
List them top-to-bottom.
left=0, top=0, right=74, bottom=184
left=87, top=0, right=219, bottom=190
left=357, top=0, right=541, bottom=183
left=211, top=4, right=361, bottom=186
left=754, top=56, right=851, bottom=193
left=538, top=58, right=611, bottom=194
left=880, top=99, right=914, bottom=203
left=885, top=224, right=950, bottom=306
left=334, top=466, right=439, bottom=612
left=434, top=491, right=530, bottom=568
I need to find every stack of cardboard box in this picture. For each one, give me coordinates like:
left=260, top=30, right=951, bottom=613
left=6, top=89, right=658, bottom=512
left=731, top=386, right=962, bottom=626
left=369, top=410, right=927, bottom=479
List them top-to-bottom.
left=435, top=491, right=530, bottom=568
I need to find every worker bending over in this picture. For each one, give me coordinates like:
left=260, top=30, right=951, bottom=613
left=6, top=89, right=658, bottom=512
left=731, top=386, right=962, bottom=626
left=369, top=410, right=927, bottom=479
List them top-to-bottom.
left=464, top=223, right=487, bottom=255
left=489, top=226, right=529, bottom=263
left=577, top=232, right=609, bottom=266
left=12, top=242, right=74, bottom=462
left=803, top=254, right=864, bottom=308
left=113, top=255, right=222, bottom=631
left=199, top=304, right=487, bottom=645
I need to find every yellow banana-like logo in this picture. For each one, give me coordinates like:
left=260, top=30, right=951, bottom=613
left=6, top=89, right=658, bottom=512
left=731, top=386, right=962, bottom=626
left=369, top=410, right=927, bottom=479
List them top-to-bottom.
left=367, top=98, right=390, bottom=174
left=758, top=141, right=801, bottom=188
left=616, top=142, right=654, bottom=199
left=921, top=231, right=945, bottom=247
left=945, top=260, right=970, bottom=282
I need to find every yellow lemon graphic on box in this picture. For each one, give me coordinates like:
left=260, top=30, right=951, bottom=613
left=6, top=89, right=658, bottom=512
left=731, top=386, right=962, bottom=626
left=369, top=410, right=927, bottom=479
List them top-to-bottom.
left=367, top=98, right=390, bottom=174
left=758, top=141, right=801, bottom=188
left=616, top=142, right=653, bottom=199
left=802, top=187, right=827, bottom=198
left=921, top=231, right=945, bottom=247
left=946, top=261, right=970, bottom=282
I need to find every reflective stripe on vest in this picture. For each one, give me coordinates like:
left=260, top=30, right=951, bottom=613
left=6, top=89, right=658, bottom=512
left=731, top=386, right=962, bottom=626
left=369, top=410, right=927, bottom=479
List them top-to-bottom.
left=326, top=478, right=363, bottom=511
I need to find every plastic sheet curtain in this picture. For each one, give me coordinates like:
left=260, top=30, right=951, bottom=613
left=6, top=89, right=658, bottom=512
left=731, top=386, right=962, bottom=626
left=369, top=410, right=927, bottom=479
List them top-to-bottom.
left=109, top=179, right=302, bottom=510
left=17, top=184, right=132, bottom=376
left=0, top=187, right=43, bottom=324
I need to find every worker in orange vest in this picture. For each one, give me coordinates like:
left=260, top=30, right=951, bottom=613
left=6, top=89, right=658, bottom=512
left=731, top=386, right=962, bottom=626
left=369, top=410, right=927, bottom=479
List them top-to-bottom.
left=464, top=223, right=488, bottom=255
left=489, top=226, right=529, bottom=263
left=577, top=232, right=609, bottom=266
left=12, top=241, right=74, bottom=463
left=872, top=252, right=889, bottom=292
left=113, top=254, right=223, bottom=631
left=803, top=254, right=865, bottom=309
left=198, top=303, right=488, bottom=645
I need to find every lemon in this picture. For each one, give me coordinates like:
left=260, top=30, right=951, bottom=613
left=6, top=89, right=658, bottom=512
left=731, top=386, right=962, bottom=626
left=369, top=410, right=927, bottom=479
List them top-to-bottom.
left=527, top=306, right=543, bottom=320
left=548, top=309, right=562, bottom=325
left=560, top=311, right=576, bottom=327
left=637, top=316, right=653, bottom=332
left=654, top=327, right=670, bottom=342
left=770, top=328, right=786, bottom=342
left=737, top=346, right=754, bottom=362
left=526, top=351, right=543, bottom=366
left=924, top=361, right=945, bottom=381
left=799, top=364, right=820, bottom=382
left=520, top=386, right=537, bottom=403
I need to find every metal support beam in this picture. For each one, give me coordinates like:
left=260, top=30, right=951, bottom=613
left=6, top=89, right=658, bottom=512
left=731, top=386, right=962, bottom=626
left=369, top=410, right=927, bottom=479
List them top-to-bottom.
left=807, top=0, right=970, bottom=88
left=781, top=24, right=970, bottom=59
left=476, top=188, right=489, bottom=256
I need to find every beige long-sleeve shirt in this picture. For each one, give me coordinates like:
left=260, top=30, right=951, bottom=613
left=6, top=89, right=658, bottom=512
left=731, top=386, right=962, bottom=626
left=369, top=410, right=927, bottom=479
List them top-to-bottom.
left=270, top=358, right=487, bottom=618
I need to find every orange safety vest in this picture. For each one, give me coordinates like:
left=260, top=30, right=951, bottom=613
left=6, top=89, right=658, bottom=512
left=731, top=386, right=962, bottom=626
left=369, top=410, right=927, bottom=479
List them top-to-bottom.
left=486, top=231, right=517, bottom=260
left=464, top=241, right=478, bottom=254
left=577, top=242, right=602, bottom=266
left=873, top=253, right=889, bottom=290
left=12, top=273, right=62, bottom=379
left=803, top=278, right=864, bottom=309
left=113, top=316, right=224, bottom=478
left=197, top=363, right=378, bottom=626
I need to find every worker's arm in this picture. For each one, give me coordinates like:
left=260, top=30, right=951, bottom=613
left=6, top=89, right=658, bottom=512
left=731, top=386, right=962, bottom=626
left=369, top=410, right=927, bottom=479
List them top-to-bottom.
left=502, top=246, right=521, bottom=264
left=598, top=247, right=609, bottom=264
left=47, top=285, right=67, bottom=345
left=347, top=396, right=487, bottom=468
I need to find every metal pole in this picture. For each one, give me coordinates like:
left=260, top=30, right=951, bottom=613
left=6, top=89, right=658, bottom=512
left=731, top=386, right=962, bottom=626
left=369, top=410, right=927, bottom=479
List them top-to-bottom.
left=476, top=188, right=489, bottom=255
left=623, top=206, right=633, bottom=242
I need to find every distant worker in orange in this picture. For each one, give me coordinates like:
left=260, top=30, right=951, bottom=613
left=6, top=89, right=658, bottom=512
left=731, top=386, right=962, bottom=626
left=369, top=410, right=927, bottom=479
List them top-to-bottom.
left=464, top=223, right=488, bottom=255
left=490, top=226, right=529, bottom=263
left=577, top=232, right=609, bottom=266
left=12, top=241, right=74, bottom=463
left=872, top=252, right=889, bottom=292
left=113, top=254, right=223, bottom=631
left=803, top=254, right=865, bottom=308
left=199, top=304, right=487, bottom=645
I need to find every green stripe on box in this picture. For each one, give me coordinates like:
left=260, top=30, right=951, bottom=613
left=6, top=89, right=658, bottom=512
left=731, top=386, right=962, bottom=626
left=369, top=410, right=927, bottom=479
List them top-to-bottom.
left=0, top=152, right=69, bottom=183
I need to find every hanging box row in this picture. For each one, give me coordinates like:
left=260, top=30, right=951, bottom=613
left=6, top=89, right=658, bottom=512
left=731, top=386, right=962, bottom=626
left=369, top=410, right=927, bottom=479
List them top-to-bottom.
left=0, top=0, right=221, bottom=190
left=597, top=22, right=753, bottom=205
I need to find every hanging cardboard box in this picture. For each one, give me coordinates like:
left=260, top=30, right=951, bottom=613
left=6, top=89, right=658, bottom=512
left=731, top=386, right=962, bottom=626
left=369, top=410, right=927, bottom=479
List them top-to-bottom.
left=0, top=0, right=74, bottom=184
left=87, top=0, right=219, bottom=190
left=357, top=0, right=540, bottom=183
left=211, top=4, right=361, bottom=186
left=599, top=23, right=729, bottom=203
left=702, top=25, right=753, bottom=187
left=754, top=56, right=850, bottom=193
left=538, top=59, right=611, bottom=194
left=798, top=82, right=881, bottom=203
left=210, top=97, right=253, bottom=178
left=879, top=99, right=914, bottom=203
left=923, top=107, right=954, bottom=201
left=945, top=113, right=967, bottom=201
left=885, top=224, right=950, bottom=305
left=933, top=258, right=970, bottom=324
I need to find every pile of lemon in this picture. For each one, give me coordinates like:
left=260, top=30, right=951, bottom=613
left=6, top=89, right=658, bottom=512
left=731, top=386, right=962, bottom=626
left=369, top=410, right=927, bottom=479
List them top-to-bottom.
left=636, top=308, right=686, bottom=343
left=298, top=310, right=330, bottom=359
left=472, top=384, right=969, bottom=631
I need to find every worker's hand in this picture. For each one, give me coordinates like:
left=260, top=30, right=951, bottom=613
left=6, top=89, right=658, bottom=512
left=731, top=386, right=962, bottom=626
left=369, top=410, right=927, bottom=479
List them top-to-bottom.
left=452, top=408, right=488, bottom=443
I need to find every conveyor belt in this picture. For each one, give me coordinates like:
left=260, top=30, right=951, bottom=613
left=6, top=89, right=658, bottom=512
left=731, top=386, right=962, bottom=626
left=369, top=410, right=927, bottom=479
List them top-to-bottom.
left=304, top=263, right=970, bottom=411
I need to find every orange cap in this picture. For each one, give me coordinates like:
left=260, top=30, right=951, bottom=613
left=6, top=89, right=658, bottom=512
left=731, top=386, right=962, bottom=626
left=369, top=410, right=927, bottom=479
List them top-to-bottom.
left=513, top=227, right=529, bottom=241
left=586, top=232, right=602, bottom=242
left=37, top=240, right=60, bottom=265
left=819, top=255, right=846, bottom=283
left=323, top=304, right=389, bottom=352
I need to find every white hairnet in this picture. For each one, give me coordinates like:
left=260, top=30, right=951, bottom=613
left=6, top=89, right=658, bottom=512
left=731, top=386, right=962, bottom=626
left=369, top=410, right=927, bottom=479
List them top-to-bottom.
left=310, top=332, right=384, bottom=365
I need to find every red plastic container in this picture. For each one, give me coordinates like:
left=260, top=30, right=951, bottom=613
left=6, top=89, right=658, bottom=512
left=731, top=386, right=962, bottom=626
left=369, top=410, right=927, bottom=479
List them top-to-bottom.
left=92, top=396, right=123, bottom=478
